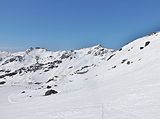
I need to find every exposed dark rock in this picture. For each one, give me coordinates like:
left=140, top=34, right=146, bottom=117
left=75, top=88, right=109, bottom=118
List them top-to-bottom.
left=148, top=32, right=157, bottom=36
left=140, top=41, right=150, bottom=50
left=145, top=41, right=150, bottom=47
left=94, top=44, right=102, bottom=49
left=87, top=45, right=112, bottom=56
left=26, top=47, right=34, bottom=54
left=35, top=47, right=41, bottom=49
left=140, top=47, right=144, bottom=50
left=100, top=48, right=104, bottom=51
left=119, top=48, right=122, bottom=51
left=88, top=51, right=91, bottom=54
left=60, top=52, right=71, bottom=59
left=107, top=54, right=116, bottom=61
left=2, top=56, right=24, bottom=65
left=16, top=56, right=24, bottom=62
left=70, top=57, right=73, bottom=60
left=138, top=58, right=141, bottom=61
left=121, top=59, right=127, bottom=64
left=55, top=60, right=62, bottom=64
left=127, top=61, right=131, bottom=65
left=26, top=63, right=44, bottom=72
left=48, top=65, right=56, bottom=69
left=75, top=65, right=92, bottom=74
left=112, top=65, right=116, bottom=69
left=68, top=66, right=73, bottom=69
left=81, top=66, right=89, bottom=70
left=44, top=69, right=49, bottom=72
left=0, top=70, right=5, bottom=72
left=5, top=70, right=11, bottom=73
left=19, top=70, right=22, bottom=74
left=76, top=70, right=88, bottom=74
left=1, top=71, right=18, bottom=78
left=5, top=71, right=17, bottom=77
left=0, top=75, right=5, bottom=78
left=46, top=78, right=54, bottom=83
left=0, top=81, right=6, bottom=85
left=28, top=82, right=33, bottom=85
left=35, top=82, right=41, bottom=85
left=54, top=84, right=57, bottom=87
left=47, top=86, right=51, bottom=89
left=44, top=89, right=58, bottom=96
left=21, top=91, right=25, bottom=93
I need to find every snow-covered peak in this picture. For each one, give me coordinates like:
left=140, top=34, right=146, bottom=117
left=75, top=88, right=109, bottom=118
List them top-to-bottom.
left=120, top=31, right=160, bottom=51
left=74, top=44, right=114, bottom=58
left=90, top=44, right=103, bottom=49
left=25, top=47, right=48, bottom=54
left=0, top=51, right=11, bottom=57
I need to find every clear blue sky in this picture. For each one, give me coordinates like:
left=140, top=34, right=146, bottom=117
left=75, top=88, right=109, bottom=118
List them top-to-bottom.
left=0, top=0, right=160, bottom=51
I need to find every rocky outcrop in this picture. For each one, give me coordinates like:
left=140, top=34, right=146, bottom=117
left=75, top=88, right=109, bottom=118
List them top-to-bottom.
left=0, top=81, right=6, bottom=85
left=44, top=89, right=58, bottom=96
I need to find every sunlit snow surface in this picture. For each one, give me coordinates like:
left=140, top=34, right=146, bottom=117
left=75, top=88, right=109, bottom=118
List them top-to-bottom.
left=1, top=32, right=160, bottom=119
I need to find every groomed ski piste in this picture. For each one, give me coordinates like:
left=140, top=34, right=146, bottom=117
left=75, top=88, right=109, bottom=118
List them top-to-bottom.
left=0, top=32, right=160, bottom=119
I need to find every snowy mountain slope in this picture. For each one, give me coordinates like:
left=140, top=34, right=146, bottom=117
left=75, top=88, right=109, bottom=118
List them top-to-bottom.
left=0, top=32, right=160, bottom=119
left=0, top=45, right=113, bottom=96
